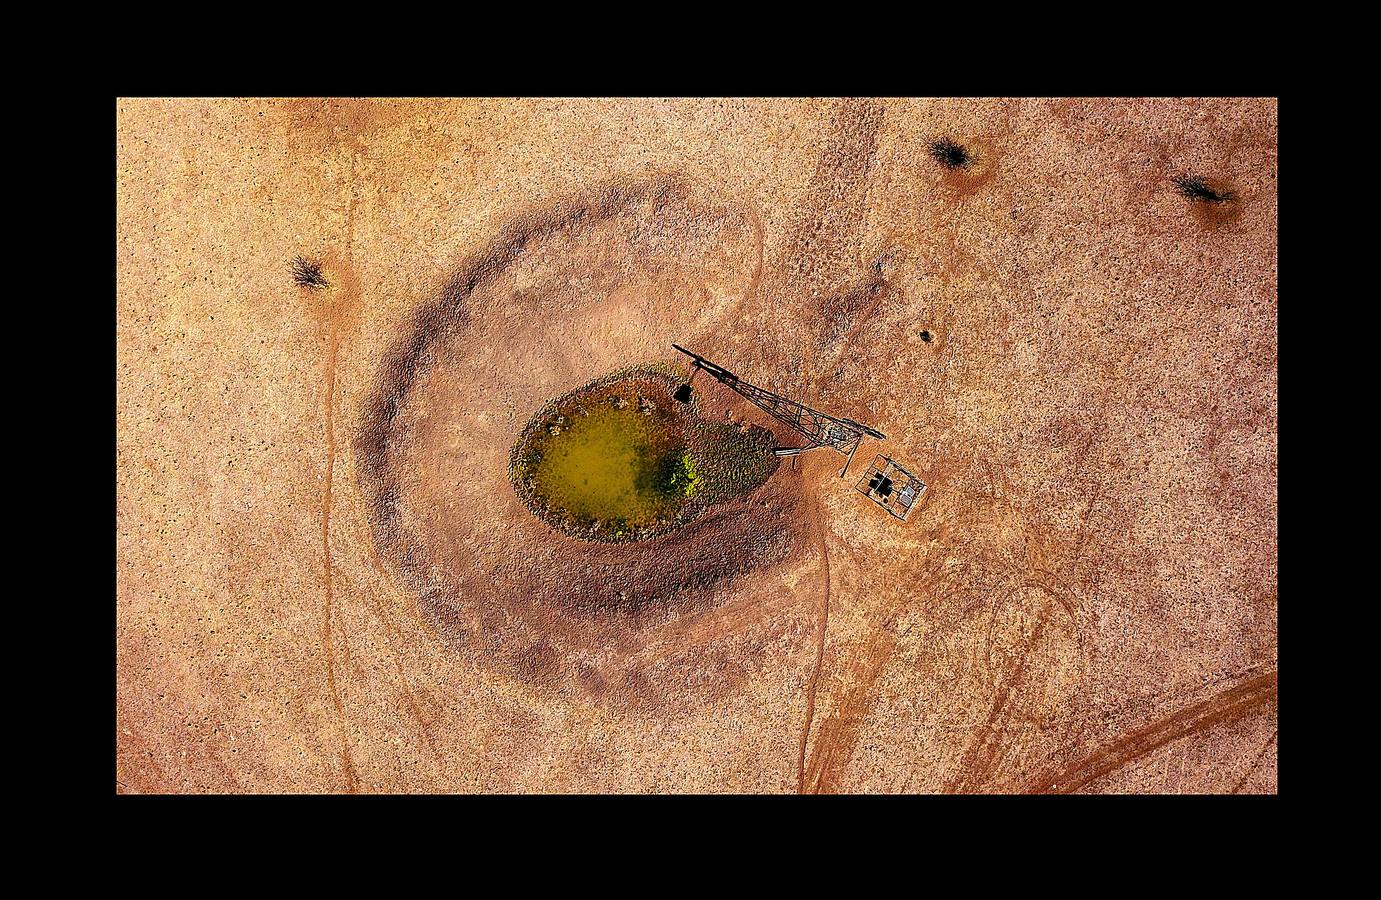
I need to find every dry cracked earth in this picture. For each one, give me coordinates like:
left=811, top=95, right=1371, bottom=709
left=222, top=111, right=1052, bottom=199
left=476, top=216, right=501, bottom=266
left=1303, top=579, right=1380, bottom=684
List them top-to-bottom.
left=116, top=97, right=1277, bottom=794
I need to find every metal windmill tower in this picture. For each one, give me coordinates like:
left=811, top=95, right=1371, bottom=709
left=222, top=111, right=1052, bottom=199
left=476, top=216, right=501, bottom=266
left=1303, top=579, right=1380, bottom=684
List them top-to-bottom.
left=671, top=344, right=885, bottom=478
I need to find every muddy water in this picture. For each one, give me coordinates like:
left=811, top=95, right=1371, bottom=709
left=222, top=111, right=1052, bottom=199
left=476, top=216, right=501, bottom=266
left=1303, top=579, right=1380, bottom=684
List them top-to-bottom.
left=512, top=370, right=783, bottom=543
left=511, top=375, right=696, bottom=541
left=529, top=403, right=690, bottom=529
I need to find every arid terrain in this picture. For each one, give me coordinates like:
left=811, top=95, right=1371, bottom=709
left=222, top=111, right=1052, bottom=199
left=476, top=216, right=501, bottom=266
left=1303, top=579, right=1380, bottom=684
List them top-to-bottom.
left=116, top=97, right=1278, bottom=793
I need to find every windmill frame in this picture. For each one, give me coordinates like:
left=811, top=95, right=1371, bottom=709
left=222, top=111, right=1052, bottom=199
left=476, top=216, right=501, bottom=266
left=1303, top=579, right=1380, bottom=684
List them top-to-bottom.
left=672, top=344, right=884, bottom=479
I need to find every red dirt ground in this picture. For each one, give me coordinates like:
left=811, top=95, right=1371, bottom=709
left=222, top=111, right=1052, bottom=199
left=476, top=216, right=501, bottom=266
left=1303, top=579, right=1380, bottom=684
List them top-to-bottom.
left=117, top=98, right=1277, bottom=793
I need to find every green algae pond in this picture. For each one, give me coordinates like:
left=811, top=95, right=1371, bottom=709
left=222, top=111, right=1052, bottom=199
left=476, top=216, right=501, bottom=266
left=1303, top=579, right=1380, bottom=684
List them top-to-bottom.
left=510, top=370, right=779, bottom=543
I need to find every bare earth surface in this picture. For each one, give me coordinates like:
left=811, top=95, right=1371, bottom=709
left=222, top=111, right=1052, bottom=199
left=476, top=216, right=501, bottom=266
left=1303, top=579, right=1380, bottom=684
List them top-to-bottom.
left=116, top=98, right=1277, bottom=793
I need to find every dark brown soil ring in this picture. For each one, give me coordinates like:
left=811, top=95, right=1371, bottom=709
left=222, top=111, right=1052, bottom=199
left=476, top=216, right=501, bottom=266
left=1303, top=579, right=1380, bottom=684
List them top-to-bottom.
left=352, top=173, right=820, bottom=710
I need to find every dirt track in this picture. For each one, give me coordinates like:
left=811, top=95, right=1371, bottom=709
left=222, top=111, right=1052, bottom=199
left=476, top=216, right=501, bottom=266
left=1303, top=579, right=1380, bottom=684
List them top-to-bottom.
left=116, top=98, right=1277, bottom=793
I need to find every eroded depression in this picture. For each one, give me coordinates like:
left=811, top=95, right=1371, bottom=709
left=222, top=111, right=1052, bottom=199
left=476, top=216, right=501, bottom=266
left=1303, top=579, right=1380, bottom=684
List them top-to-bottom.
left=356, top=174, right=819, bottom=709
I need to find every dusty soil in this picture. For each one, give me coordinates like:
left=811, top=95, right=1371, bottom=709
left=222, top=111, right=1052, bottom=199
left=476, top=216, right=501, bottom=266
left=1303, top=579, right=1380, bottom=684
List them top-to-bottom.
left=116, top=98, right=1277, bottom=793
